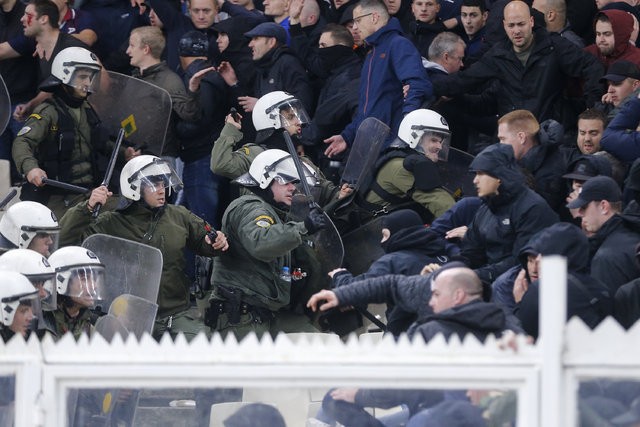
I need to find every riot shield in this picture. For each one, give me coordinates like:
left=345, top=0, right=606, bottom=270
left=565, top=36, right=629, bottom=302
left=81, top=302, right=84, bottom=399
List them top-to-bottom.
left=89, top=71, right=171, bottom=156
left=0, top=74, right=10, bottom=135
left=341, top=117, right=390, bottom=191
left=437, top=147, right=475, bottom=200
left=289, top=194, right=344, bottom=273
left=341, top=216, right=385, bottom=276
left=81, top=234, right=162, bottom=312
left=109, top=294, right=158, bottom=339
left=94, top=314, right=129, bottom=342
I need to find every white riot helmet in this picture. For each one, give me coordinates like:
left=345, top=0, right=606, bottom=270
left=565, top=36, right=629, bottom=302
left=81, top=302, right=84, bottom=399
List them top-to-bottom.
left=40, top=47, right=102, bottom=95
left=252, top=91, right=310, bottom=132
left=398, top=109, right=451, bottom=162
left=239, top=149, right=318, bottom=189
left=120, top=155, right=183, bottom=201
left=0, top=201, right=60, bottom=255
left=48, top=247, right=105, bottom=305
left=0, top=249, right=56, bottom=311
left=0, top=271, right=39, bottom=330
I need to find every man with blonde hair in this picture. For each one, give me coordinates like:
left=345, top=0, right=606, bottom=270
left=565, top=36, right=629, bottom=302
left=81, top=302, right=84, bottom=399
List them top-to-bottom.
left=497, top=109, right=566, bottom=211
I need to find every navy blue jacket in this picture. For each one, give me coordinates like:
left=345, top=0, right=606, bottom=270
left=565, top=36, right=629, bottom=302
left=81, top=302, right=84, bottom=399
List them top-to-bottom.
left=340, top=18, right=432, bottom=146
left=601, top=97, right=640, bottom=163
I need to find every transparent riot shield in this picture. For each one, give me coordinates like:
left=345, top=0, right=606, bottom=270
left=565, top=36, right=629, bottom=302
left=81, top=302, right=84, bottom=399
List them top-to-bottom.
left=89, top=71, right=171, bottom=156
left=0, top=74, right=10, bottom=135
left=341, top=117, right=390, bottom=192
left=437, top=147, right=475, bottom=200
left=290, top=194, right=344, bottom=273
left=341, top=215, right=385, bottom=276
left=81, top=234, right=162, bottom=313
left=109, top=294, right=158, bottom=340
left=94, top=314, right=129, bottom=342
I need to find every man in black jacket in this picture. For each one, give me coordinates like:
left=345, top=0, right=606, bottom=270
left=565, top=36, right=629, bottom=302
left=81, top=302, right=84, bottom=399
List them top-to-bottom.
left=433, top=0, right=604, bottom=131
left=307, top=264, right=523, bottom=427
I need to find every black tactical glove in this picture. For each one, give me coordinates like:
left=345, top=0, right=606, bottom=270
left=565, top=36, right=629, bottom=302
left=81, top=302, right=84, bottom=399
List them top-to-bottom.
left=304, top=207, right=327, bottom=234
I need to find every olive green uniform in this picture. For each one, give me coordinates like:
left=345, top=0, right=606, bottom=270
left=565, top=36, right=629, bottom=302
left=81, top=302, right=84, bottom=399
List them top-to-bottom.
left=12, top=100, right=97, bottom=219
left=210, top=123, right=339, bottom=205
left=364, top=157, right=455, bottom=218
left=208, top=194, right=318, bottom=339
left=59, top=200, right=221, bottom=340
left=41, top=305, right=95, bottom=340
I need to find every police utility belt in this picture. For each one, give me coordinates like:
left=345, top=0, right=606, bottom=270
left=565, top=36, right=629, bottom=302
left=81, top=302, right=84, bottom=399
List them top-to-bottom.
left=205, top=285, right=275, bottom=327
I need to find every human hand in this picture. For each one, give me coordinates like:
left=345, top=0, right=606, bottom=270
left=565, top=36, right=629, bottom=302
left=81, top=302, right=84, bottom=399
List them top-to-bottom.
left=130, top=0, right=147, bottom=14
left=289, top=0, right=304, bottom=23
left=217, top=61, right=238, bottom=86
left=189, top=66, right=215, bottom=92
left=238, top=96, right=257, bottom=113
left=13, top=103, right=32, bottom=121
left=225, top=111, right=242, bottom=129
left=323, top=135, right=347, bottom=157
left=124, top=146, right=141, bottom=162
left=26, top=168, right=48, bottom=187
left=338, top=183, right=353, bottom=200
left=88, top=185, right=112, bottom=211
left=304, top=207, right=327, bottom=234
left=445, top=225, right=468, bottom=240
left=206, top=230, right=229, bottom=251
left=420, top=263, right=440, bottom=275
left=328, top=268, right=347, bottom=278
left=512, top=268, right=529, bottom=303
left=306, top=289, right=339, bottom=312
left=330, top=388, right=358, bottom=403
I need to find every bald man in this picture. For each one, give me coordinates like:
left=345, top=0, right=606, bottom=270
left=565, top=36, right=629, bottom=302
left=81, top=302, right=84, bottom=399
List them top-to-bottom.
left=432, top=0, right=603, bottom=130
left=307, top=263, right=523, bottom=342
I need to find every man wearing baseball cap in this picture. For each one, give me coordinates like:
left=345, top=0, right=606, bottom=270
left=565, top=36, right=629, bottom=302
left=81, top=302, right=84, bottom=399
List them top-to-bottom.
left=216, top=22, right=313, bottom=118
left=600, top=60, right=640, bottom=116
left=568, top=175, right=640, bottom=293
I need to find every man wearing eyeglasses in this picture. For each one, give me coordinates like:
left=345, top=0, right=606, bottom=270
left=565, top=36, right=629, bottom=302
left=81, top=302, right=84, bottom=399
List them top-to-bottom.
left=324, top=0, right=432, bottom=158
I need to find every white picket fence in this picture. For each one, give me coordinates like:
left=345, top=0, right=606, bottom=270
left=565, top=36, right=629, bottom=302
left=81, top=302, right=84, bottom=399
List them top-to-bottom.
left=0, top=256, right=637, bottom=427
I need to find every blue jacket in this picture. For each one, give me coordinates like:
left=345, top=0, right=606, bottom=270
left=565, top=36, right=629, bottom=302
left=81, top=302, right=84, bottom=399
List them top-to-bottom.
left=341, top=18, right=432, bottom=146
left=601, top=97, right=640, bottom=163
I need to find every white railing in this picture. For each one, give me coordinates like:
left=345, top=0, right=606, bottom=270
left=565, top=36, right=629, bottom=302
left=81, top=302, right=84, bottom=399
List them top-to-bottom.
left=1, top=256, right=638, bottom=427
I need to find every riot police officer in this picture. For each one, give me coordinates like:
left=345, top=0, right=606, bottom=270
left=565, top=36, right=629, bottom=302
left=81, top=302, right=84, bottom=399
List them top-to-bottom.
left=12, top=47, right=137, bottom=218
left=358, top=109, right=456, bottom=221
left=207, top=149, right=327, bottom=339
left=59, top=155, right=229, bottom=340
left=0, top=201, right=60, bottom=256
left=0, top=248, right=57, bottom=312
left=0, top=271, right=40, bottom=341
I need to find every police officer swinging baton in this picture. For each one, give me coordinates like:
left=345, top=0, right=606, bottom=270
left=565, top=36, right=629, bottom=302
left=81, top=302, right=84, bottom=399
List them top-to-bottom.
left=92, top=128, right=125, bottom=218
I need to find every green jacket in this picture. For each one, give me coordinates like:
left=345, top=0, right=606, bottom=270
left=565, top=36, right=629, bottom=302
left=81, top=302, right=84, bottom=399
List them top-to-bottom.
left=12, top=99, right=95, bottom=187
left=210, top=123, right=339, bottom=206
left=365, top=157, right=455, bottom=218
left=210, top=194, right=309, bottom=311
left=59, top=201, right=219, bottom=318
left=42, top=305, right=95, bottom=340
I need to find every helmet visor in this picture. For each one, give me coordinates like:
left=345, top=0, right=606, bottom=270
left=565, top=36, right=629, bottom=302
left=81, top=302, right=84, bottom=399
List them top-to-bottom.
left=67, top=67, right=100, bottom=96
left=275, top=99, right=310, bottom=132
left=414, top=129, right=451, bottom=162
left=134, top=159, right=184, bottom=195
left=24, top=228, right=60, bottom=257
left=63, top=265, right=105, bottom=307
left=26, top=273, right=57, bottom=311
left=13, top=295, right=41, bottom=337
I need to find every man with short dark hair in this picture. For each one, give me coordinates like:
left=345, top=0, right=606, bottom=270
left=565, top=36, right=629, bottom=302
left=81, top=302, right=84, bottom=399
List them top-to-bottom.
left=323, top=0, right=431, bottom=156
left=458, top=0, right=488, bottom=64
left=217, top=22, right=314, bottom=116
left=600, top=60, right=640, bottom=117
left=576, top=109, right=607, bottom=155
left=569, top=175, right=640, bottom=293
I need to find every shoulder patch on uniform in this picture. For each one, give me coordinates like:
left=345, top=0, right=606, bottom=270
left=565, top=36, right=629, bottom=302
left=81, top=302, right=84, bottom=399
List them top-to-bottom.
left=28, top=113, right=42, bottom=120
left=17, top=126, right=31, bottom=136
left=241, top=146, right=250, bottom=155
left=255, top=215, right=275, bottom=228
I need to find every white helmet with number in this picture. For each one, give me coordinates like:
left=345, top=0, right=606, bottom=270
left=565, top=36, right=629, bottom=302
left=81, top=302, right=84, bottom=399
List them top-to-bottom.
left=41, top=47, right=102, bottom=94
left=252, top=91, right=310, bottom=131
left=398, top=109, right=451, bottom=161
left=241, top=149, right=317, bottom=189
left=120, top=155, right=183, bottom=201
left=0, top=201, right=60, bottom=253
left=48, top=246, right=105, bottom=302
left=0, top=249, right=56, bottom=310
left=0, top=271, right=39, bottom=327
